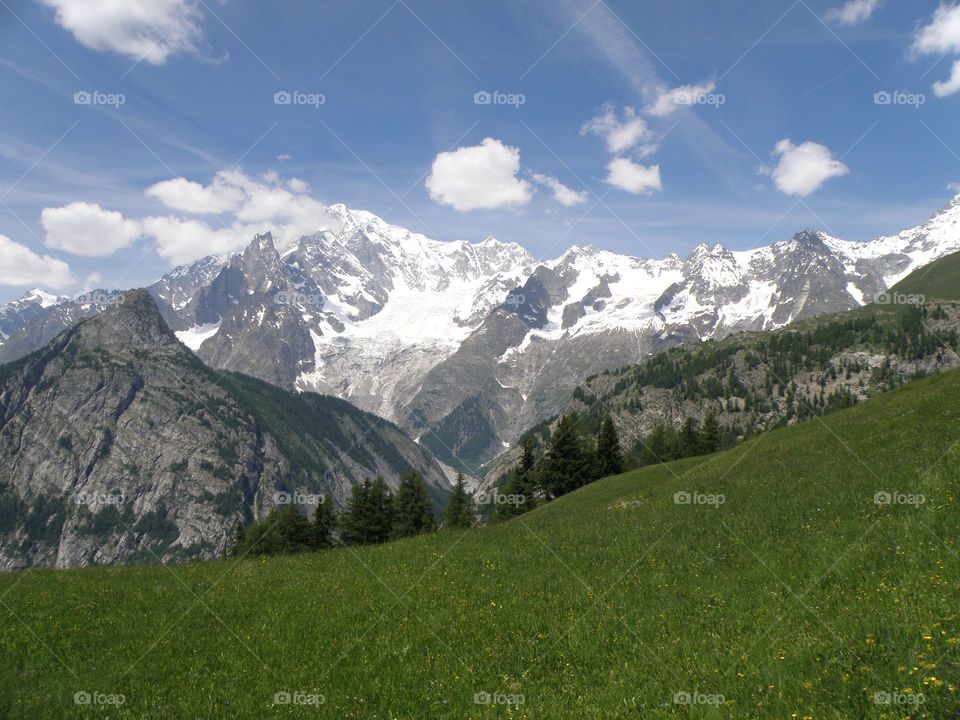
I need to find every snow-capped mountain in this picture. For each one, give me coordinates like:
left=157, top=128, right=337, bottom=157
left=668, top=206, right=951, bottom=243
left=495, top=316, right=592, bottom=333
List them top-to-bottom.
left=2, top=195, right=959, bottom=468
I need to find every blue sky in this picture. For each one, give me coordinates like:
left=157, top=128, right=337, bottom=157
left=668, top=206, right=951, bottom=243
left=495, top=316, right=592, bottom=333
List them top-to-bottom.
left=1, top=0, right=959, bottom=301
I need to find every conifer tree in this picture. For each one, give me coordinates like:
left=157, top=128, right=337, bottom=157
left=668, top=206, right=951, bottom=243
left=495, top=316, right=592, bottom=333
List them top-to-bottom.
left=701, top=412, right=722, bottom=454
left=539, top=413, right=592, bottom=498
left=594, top=414, right=623, bottom=477
left=392, top=470, right=435, bottom=539
left=443, top=473, right=474, bottom=528
left=313, top=495, right=337, bottom=548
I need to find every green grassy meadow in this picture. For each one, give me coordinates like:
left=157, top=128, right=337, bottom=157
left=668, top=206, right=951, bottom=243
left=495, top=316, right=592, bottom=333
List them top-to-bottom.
left=3, top=369, right=960, bottom=718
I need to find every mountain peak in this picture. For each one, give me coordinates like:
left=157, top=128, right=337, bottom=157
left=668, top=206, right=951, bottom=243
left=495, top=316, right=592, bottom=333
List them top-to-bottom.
left=79, top=289, right=175, bottom=351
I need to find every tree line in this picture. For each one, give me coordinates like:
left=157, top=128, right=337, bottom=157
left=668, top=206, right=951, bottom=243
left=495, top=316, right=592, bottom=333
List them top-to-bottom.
left=231, top=470, right=477, bottom=557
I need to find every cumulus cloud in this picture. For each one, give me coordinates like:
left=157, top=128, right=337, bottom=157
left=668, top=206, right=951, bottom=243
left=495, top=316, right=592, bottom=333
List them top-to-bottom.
left=39, top=0, right=207, bottom=64
left=825, top=0, right=882, bottom=26
left=912, top=4, right=960, bottom=97
left=647, top=81, right=717, bottom=117
left=581, top=104, right=655, bottom=155
left=425, top=138, right=533, bottom=212
left=765, top=139, right=849, bottom=197
left=604, top=158, right=662, bottom=195
left=143, top=169, right=339, bottom=263
left=531, top=173, right=588, bottom=207
left=145, top=174, right=245, bottom=214
left=41, top=202, right=141, bottom=256
left=140, top=216, right=240, bottom=265
left=0, top=235, right=73, bottom=288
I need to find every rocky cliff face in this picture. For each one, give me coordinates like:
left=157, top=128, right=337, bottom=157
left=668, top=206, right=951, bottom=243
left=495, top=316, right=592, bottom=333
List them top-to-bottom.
left=2, top=197, right=960, bottom=470
left=0, top=290, right=449, bottom=569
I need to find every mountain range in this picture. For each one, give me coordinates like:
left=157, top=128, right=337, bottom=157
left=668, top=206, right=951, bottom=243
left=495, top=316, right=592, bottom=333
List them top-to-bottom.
left=2, top=196, right=960, bottom=472
left=0, top=291, right=448, bottom=569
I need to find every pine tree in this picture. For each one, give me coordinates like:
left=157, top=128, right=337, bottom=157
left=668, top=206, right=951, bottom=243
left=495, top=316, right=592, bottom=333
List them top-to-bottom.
left=701, top=411, right=721, bottom=454
left=539, top=413, right=592, bottom=498
left=594, top=414, right=623, bottom=478
left=678, top=417, right=700, bottom=457
left=641, top=423, right=674, bottom=465
left=495, top=437, right=538, bottom=520
left=392, top=470, right=435, bottom=539
left=443, top=473, right=474, bottom=528
left=367, top=477, right=394, bottom=544
left=341, top=479, right=372, bottom=546
left=313, top=495, right=337, bottom=549
left=231, top=520, right=246, bottom=555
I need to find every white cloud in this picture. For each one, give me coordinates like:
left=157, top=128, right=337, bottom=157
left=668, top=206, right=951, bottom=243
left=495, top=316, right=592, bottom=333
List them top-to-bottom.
left=39, top=0, right=206, bottom=64
left=825, top=0, right=881, bottom=26
left=912, top=4, right=960, bottom=97
left=933, top=59, right=960, bottom=97
left=647, top=81, right=717, bottom=117
left=581, top=104, right=654, bottom=154
left=426, top=138, right=533, bottom=212
left=765, top=139, right=849, bottom=197
left=604, top=158, right=662, bottom=195
left=143, top=169, right=339, bottom=264
left=531, top=173, right=588, bottom=207
left=145, top=174, right=245, bottom=214
left=288, top=177, right=310, bottom=194
left=948, top=182, right=960, bottom=194
left=41, top=202, right=141, bottom=256
left=140, top=216, right=240, bottom=265
left=0, top=235, right=73, bottom=288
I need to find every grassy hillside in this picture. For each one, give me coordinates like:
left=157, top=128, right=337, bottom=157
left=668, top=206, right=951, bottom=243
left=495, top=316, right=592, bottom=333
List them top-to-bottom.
left=891, top=251, right=960, bottom=300
left=3, top=368, right=960, bottom=717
